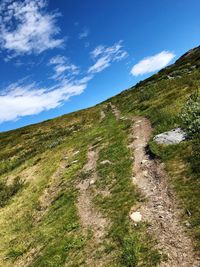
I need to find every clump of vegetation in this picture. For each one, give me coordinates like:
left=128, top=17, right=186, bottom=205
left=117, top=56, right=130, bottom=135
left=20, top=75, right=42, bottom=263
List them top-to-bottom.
left=180, top=92, right=200, bottom=138
left=180, top=92, right=200, bottom=175
left=0, top=177, right=23, bottom=207
left=120, top=235, right=140, bottom=266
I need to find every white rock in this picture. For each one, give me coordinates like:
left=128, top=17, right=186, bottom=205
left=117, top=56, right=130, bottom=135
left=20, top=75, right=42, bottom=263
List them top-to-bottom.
left=153, top=128, right=187, bottom=145
left=130, top=211, right=142, bottom=223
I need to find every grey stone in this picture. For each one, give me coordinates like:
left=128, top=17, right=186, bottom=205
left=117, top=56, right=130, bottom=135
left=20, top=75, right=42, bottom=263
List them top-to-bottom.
left=153, top=128, right=187, bottom=145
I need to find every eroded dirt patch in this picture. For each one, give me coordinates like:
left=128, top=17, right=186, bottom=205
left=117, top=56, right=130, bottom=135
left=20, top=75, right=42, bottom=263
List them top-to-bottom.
left=109, top=102, right=120, bottom=120
left=100, top=110, right=106, bottom=122
left=130, top=116, right=200, bottom=267
left=76, top=146, right=110, bottom=266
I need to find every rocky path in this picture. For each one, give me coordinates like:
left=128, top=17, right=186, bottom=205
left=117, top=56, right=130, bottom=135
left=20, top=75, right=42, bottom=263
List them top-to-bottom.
left=130, top=116, right=200, bottom=267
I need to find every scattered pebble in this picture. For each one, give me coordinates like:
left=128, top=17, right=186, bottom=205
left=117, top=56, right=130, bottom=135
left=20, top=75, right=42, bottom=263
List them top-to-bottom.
left=141, top=159, right=148, bottom=165
left=71, top=160, right=78, bottom=164
left=100, top=160, right=112, bottom=165
left=143, top=170, right=148, bottom=177
left=132, top=177, right=136, bottom=183
left=89, top=179, right=95, bottom=185
left=130, top=211, right=142, bottom=223
left=185, top=222, right=191, bottom=228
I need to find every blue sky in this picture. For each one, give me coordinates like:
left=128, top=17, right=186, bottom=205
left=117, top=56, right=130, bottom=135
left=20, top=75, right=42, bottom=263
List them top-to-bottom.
left=0, top=0, right=200, bottom=132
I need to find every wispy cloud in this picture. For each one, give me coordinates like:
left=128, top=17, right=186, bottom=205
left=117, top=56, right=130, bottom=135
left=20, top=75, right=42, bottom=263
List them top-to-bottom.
left=0, top=0, right=64, bottom=56
left=79, top=27, right=89, bottom=39
left=0, top=36, right=128, bottom=123
left=88, top=41, right=128, bottom=74
left=131, top=51, right=175, bottom=76
left=49, top=55, right=80, bottom=80
left=0, top=78, right=87, bottom=123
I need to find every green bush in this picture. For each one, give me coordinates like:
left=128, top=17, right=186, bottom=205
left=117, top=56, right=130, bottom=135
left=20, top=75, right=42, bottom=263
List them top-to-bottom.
left=180, top=92, right=200, bottom=138
left=180, top=92, right=200, bottom=175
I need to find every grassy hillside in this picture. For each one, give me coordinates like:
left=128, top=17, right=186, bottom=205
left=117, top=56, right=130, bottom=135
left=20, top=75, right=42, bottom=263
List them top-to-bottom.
left=0, top=46, right=199, bottom=266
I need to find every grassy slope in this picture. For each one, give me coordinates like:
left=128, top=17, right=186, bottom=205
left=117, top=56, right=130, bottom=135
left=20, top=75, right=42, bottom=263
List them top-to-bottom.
left=0, top=46, right=199, bottom=266
left=0, top=106, right=160, bottom=266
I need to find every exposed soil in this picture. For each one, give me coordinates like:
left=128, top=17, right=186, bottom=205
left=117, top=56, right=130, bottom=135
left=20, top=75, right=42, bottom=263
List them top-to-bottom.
left=109, top=102, right=120, bottom=120
left=100, top=110, right=106, bottom=122
left=130, top=116, right=200, bottom=267
left=76, top=146, right=110, bottom=266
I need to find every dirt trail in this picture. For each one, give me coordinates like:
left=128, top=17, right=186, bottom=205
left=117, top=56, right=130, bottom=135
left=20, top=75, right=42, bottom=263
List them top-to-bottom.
left=109, top=102, right=120, bottom=120
left=100, top=109, right=106, bottom=122
left=130, top=116, right=200, bottom=267
left=76, top=146, right=109, bottom=266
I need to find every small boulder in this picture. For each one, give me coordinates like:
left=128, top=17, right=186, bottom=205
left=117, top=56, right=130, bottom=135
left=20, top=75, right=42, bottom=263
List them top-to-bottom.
left=153, top=128, right=187, bottom=145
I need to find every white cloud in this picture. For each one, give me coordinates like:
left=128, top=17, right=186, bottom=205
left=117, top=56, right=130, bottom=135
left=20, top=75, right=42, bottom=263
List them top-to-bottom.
left=0, top=0, right=64, bottom=55
left=79, top=28, right=89, bottom=39
left=0, top=39, right=128, bottom=123
left=88, top=41, right=128, bottom=74
left=90, top=45, right=105, bottom=59
left=131, top=51, right=175, bottom=76
left=49, top=55, right=79, bottom=80
left=88, top=56, right=111, bottom=74
left=0, top=79, right=87, bottom=123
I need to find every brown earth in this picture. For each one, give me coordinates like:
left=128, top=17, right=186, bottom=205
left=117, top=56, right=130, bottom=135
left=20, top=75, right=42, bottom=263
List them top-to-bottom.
left=76, top=146, right=110, bottom=266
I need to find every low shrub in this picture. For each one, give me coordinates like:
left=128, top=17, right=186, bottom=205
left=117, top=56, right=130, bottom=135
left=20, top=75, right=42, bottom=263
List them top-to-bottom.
left=180, top=92, right=200, bottom=138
